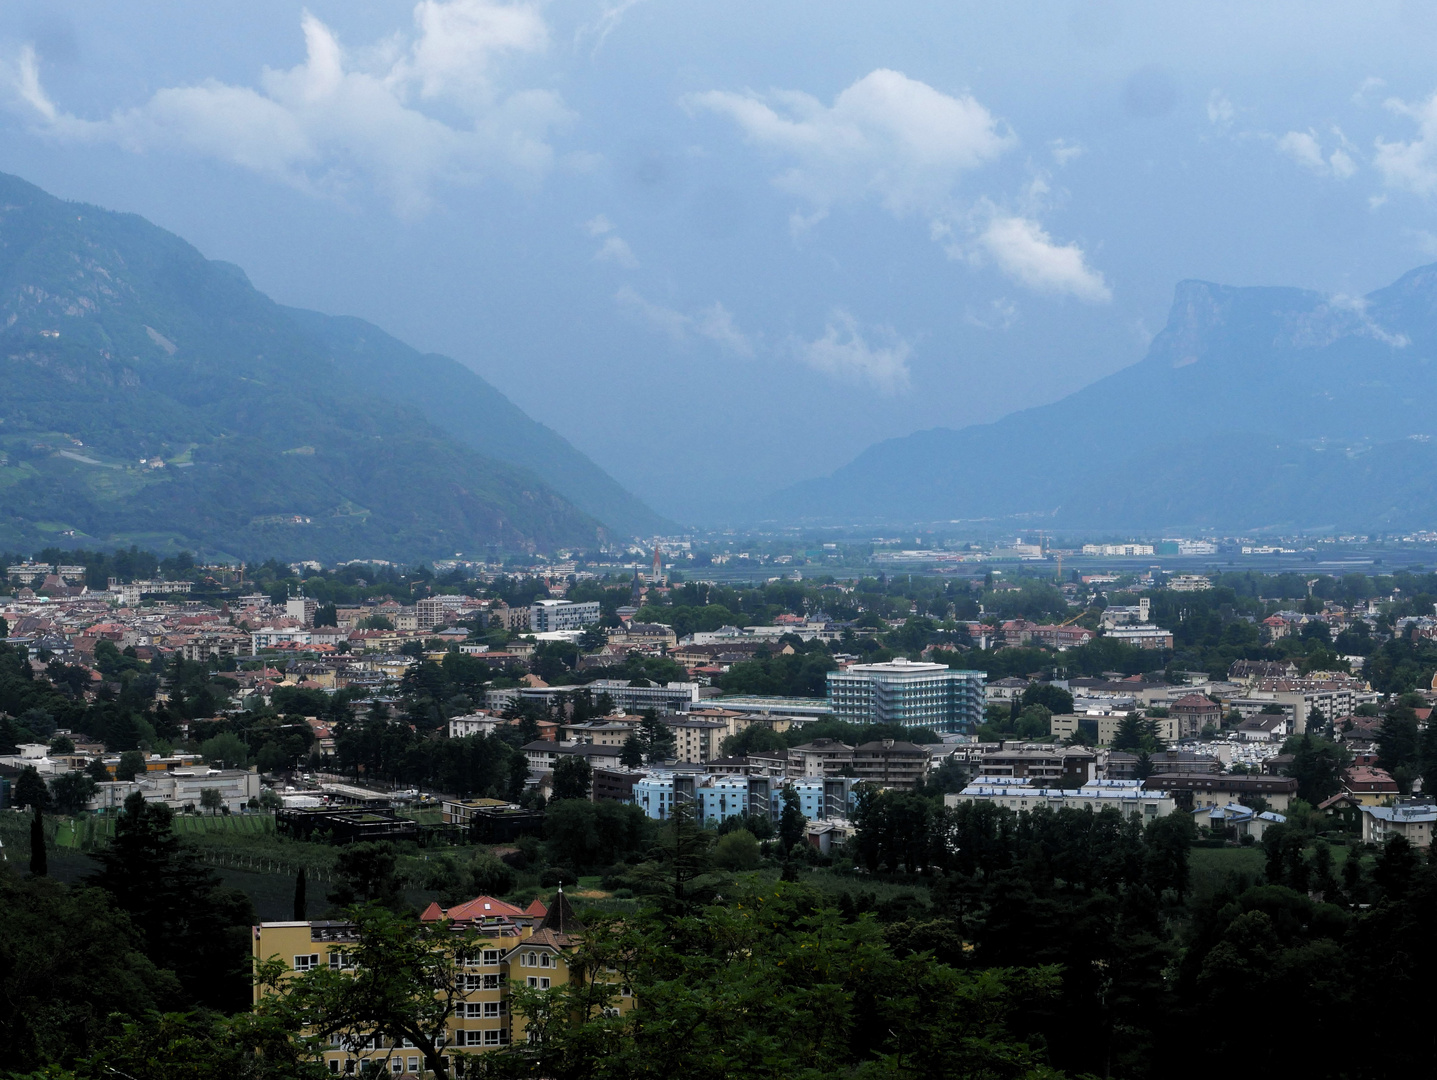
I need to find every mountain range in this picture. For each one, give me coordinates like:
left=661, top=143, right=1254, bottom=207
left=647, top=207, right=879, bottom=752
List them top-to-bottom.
left=0, top=172, right=665, bottom=562
left=770, top=264, right=1437, bottom=534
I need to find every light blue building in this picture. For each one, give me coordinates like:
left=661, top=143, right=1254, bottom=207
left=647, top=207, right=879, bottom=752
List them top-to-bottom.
left=632, top=772, right=857, bottom=824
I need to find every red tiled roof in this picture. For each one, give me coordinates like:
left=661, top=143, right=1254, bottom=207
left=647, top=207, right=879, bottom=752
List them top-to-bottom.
left=525, top=898, right=548, bottom=917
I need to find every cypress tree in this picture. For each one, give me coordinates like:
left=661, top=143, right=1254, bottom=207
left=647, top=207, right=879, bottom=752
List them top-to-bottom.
left=29, top=808, right=46, bottom=877
left=293, top=867, right=307, bottom=920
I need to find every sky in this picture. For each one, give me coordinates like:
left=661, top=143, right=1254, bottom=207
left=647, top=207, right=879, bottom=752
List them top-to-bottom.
left=6, top=1, right=1437, bottom=523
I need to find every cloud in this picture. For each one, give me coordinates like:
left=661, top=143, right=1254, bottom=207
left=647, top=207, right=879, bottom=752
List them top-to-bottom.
left=579, top=0, right=651, bottom=56
left=0, top=2, right=566, bottom=215
left=685, top=68, right=1014, bottom=218
left=688, top=68, right=1107, bottom=301
left=1352, top=77, right=1386, bottom=107
left=1206, top=90, right=1234, bottom=127
left=1375, top=93, right=1437, bottom=198
left=1277, top=129, right=1356, bottom=179
left=1049, top=139, right=1083, bottom=166
left=584, top=214, right=639, bottom=267
left=977, top=216, right=1111, bottom=302
left=615, top=287, right=753, bottom=355
left=964, top=298, right=1019, bottom=331
left=794, top=309, right=911, bottom=393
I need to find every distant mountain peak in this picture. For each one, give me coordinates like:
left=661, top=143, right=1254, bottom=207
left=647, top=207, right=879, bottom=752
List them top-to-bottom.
left=764, top=261, right=1437, bottom=532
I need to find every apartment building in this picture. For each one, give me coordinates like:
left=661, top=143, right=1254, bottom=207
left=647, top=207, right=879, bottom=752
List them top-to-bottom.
left=529, top=600, right=601, bottom=632
left=826, top=658, right=985, bottom=733
left=850, top=739, right=930, bottom=790
left=947, top=778, right=1175, bottom=821
left=251, top=893, right=628, bottom=1071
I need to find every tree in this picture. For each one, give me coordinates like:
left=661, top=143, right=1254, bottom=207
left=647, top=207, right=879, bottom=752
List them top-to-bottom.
left=1021, top=681, right=1075, bottom=716
left=1376, top=707, right=1420, bottom=775
left=639, top=711, right=675, bottom=761
left=201, top=731, right=249, bottom=769
left=48, top=733, right=75, bottom=755
left=619, top=733, right=645, bottom=768
left=1281, top=733, right=1348, bottom=804
left=116, top=749, right=148, bottom=781
left=552, top=754, right=593, bottom=801
left=86, top=756, right=113, bottom=784
left=13, top=765, right=49, bottom=810
left=49, top=770, right=97, bottom=814
left=779, top=784, right=807, bottom=853
left=200, top=787, right=223, bottom=814
left=87, top=791, right=257, bottom=1011
left=29, top=808, right=46, bottom=877
left=711, top=828, right=761, bottom=870
left=329, top=842, right=407, bottom=911
left=0, top=868, right=181, bottom=1072
left=294, top=868, right=308, bottom=920
left=253, top=905, right=476, bottom=1080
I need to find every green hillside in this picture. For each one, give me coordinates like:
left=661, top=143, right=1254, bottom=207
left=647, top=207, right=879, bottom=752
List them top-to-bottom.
left=0, top=172, right=618, bottom=561
left=282, top=307, right=670, bottom=538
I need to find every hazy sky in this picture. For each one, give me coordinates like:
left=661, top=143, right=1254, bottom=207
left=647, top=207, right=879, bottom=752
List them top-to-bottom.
left=6, top=1, right=1437, bottom=521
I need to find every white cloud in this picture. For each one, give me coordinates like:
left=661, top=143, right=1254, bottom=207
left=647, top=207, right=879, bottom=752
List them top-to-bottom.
left=579, top=0, right=651, bottom=56
left=0, top=2, right=566, bottom=215
left=685, top=68, right=1014, bottom=218
left=688, top=68, right=1108, bottom=301
left=1352, top=77, right=1386, bottom=107
left=1206, top=90, right=1234, bottom=127
left=1375, top=93, right=1437, bottom=198
left=1277, top=129, right=1356, bottom=179
left=1049, top=139, right=1083, bottom=166
left=584, top=214, right=638, bottom=267
left=977, top=216, right=1111, bottom=302
left=615, top=287, right=753, bottom=355
left=964, top=298, right=1019, bottom=331
left=694, top=302, right=753, bottom=356
left=794, top=309, right=911, bottom=393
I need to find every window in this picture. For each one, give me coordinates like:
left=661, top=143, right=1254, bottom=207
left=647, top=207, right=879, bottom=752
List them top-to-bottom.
left=482, top=949, right=501, bottom=965
left=329, top=951, right=356, bottom=971
left=524, top=951, right=537, bottom=967
left=294, top=954, right=320, bottom=971
left=482, top=974, right=501, bottom=990
left=527, top=976, right=537, bottom=988
left=541, top=978, right=550, bottom=990
left=621, top=985, right=632, bottom=997
left=463, top=1002, right=506, bottom=1018
left=602, top=1007, right=620, bottom=1018
left=482, top=1029, right=506, bottom=1046
left=390, top=1059, right=403, bottom=1074
left=407, top=1059, right=419, bottom=1073
left=328, top=1061, right=340, bottom=1073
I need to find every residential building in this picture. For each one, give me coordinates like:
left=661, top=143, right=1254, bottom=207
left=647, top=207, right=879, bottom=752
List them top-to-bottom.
left=529, top=600, right=601, bottom=632
left=1104, top=625, right=1174, bottom=650
left=826, top=658, right=985, bottom=733
left=985, top=676, right=1030, bottom=705
left=1169, top=693, right=1221, bottom=738
left=449, top=713, right=506, bottom=739
left=662, top=717, right=728, bottom=764
left=788, top=738, right=854, bottom=777
left=850, top=739, right=929, bottom=789
left=977, top=746, right=1097, bottom=785
left=1341, top=766, right=1400, bottom=806
left=1143, top=772, right=1298, bottom=811
left=947, top=778, right=1175, bottom=821
left=1361, top=800, right=1437, bottom=848
left=1192, top=803, right=1287, bottom=840
left=252, top=893, right=627, bottom=1069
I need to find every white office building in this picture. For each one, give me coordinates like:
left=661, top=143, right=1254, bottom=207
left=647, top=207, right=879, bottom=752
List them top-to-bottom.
left=529, top=599, right=602, bottom=632
left=826, top=658, right=985, bottom=734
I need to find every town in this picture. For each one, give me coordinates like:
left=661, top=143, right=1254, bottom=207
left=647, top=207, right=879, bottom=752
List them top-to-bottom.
left=2, top=535, right=1436, bottom=1077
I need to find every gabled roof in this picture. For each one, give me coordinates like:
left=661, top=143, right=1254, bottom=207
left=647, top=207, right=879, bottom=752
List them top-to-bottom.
left=420, top=894, right=530, bottom=922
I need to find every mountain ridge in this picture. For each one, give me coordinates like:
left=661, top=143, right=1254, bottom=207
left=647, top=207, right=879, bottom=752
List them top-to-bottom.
left=0, top=171, right=659, bottom=560
left=765, top=266, right=1437, bottom=532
